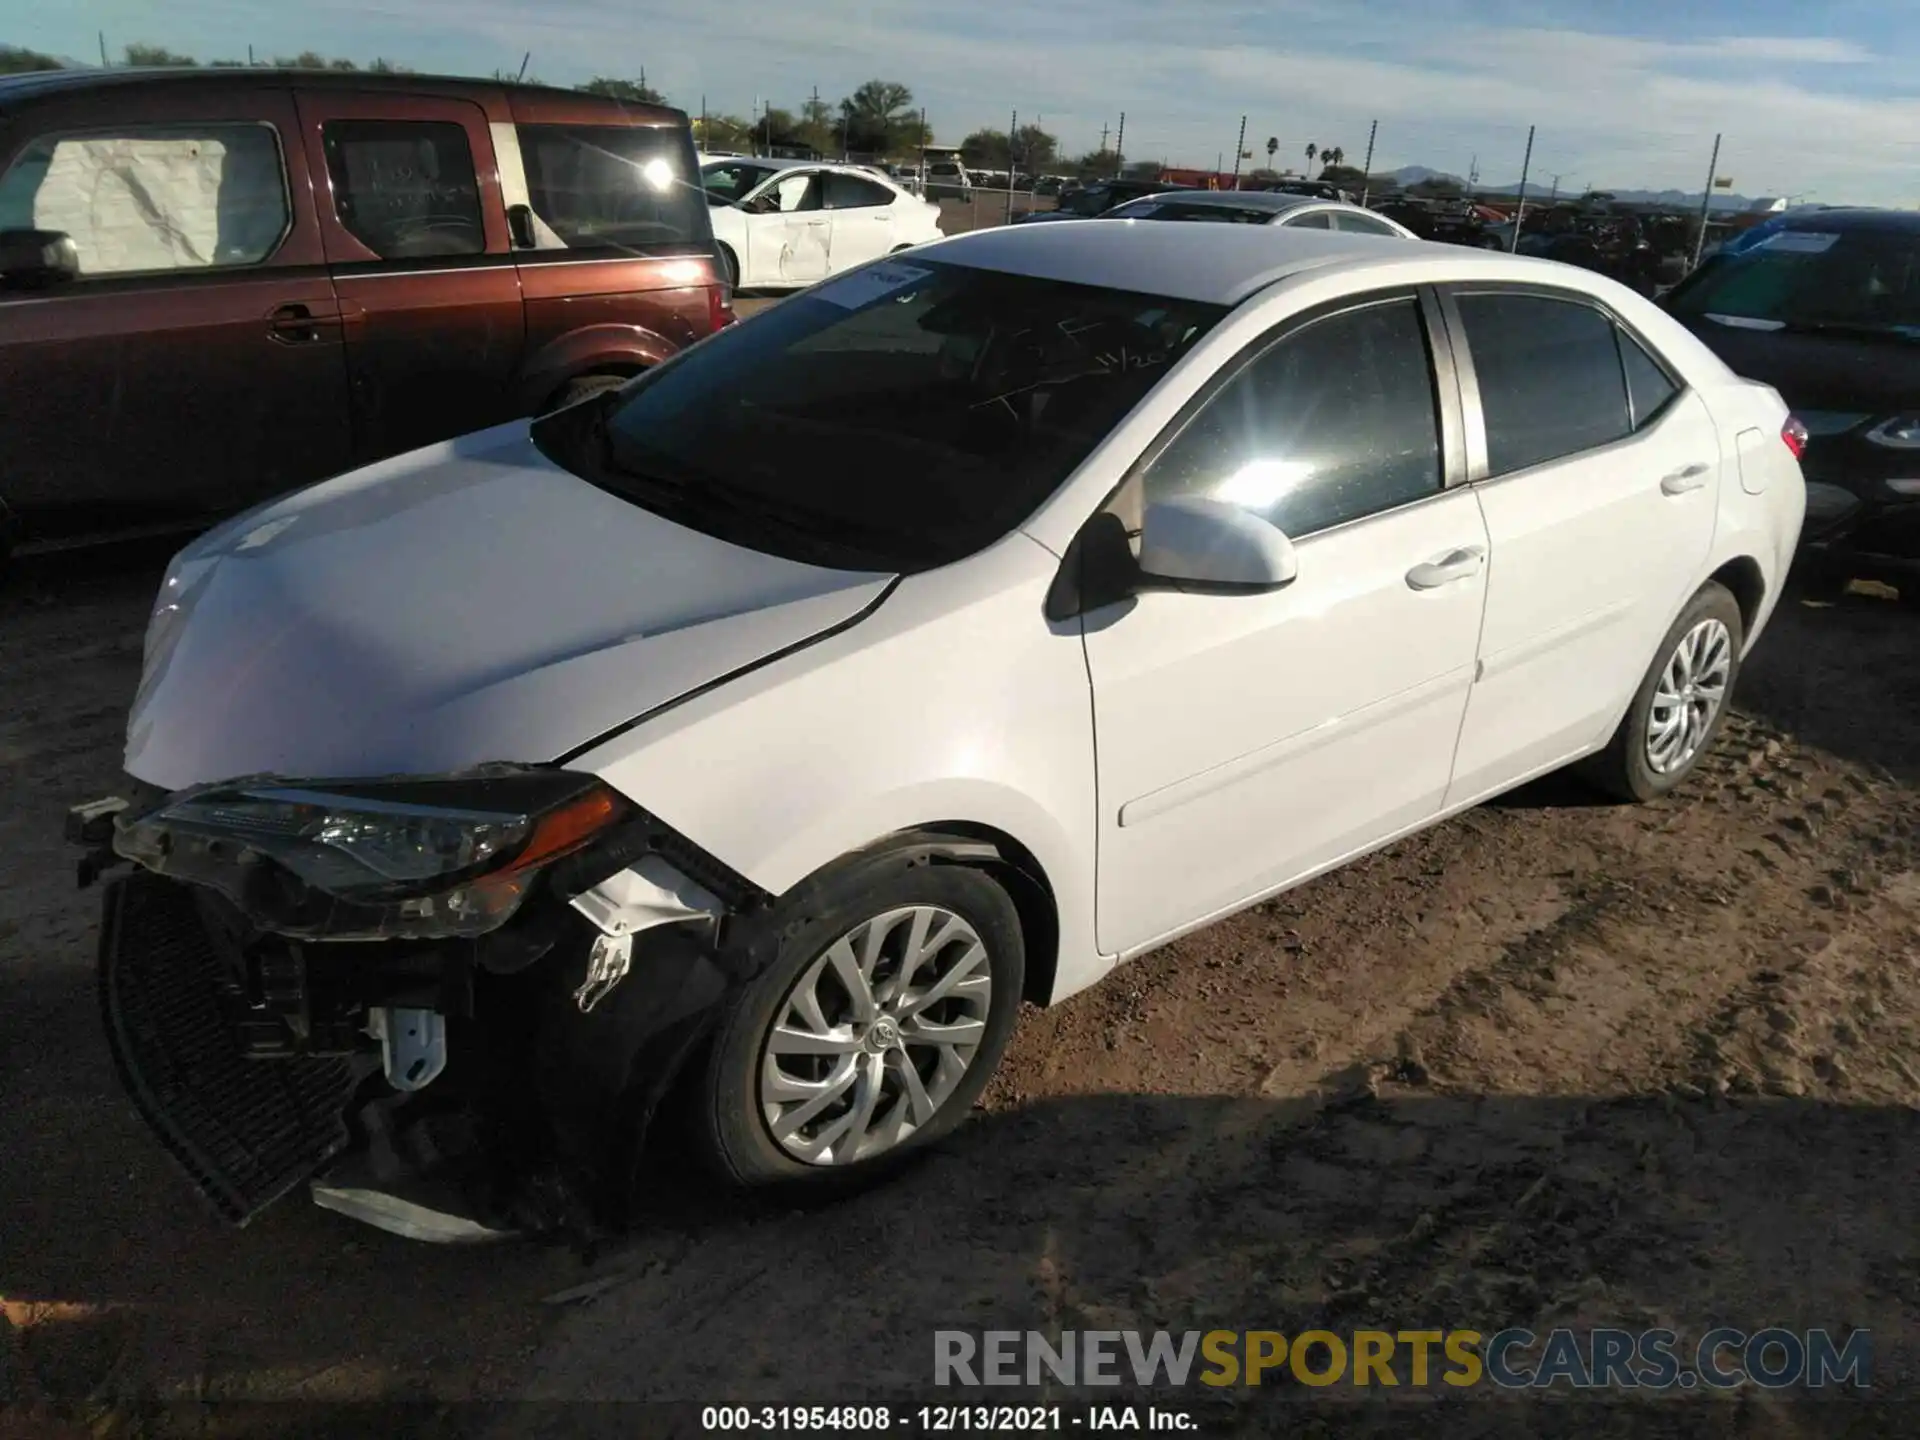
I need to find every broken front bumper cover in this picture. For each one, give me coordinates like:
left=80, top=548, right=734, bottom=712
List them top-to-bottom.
left=79, top=780, right=771, bottom=1239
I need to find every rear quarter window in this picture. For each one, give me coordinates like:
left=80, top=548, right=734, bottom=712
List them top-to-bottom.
left=519, top=123, right=710, bottom=252
left=1455, top=292, right=1633, bottom=475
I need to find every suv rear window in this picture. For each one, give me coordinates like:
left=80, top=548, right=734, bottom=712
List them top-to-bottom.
left=519, top=124, right=709, bottom=252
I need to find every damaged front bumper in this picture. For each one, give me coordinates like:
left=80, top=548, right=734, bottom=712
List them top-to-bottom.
left=72, top=780, right=770, bottom=1242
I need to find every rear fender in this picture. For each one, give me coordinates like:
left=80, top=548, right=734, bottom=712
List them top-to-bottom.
left=512, top=323, right=678, bottom=413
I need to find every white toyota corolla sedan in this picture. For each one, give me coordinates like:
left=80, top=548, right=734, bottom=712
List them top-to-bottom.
left=79, top=221, right=1806, bottom=1241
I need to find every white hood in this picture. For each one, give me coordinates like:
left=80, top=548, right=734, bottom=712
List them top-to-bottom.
left=125, top=422, right=892, bottom=791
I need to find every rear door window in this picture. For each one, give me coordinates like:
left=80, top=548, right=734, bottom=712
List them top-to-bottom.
left=321, top=119, right=484, bottom=259
left=518, top=123, right=707, bottom=251
left=0, top=124, right=289, bottom=275
left=822, top=172, right=895, bottom=210
left=1285, top=210, right=1334, bottom=230
left=1334, top=211, right=1402, bottom=236
left=1454, top=292, right=1633, bottom=476
left=1618, top=330, right=1680, bottom=429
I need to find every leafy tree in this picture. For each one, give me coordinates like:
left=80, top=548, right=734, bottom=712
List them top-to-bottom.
left=124, top=42, right=199, bottom=66
left=0, top=44, right=65, bottom=74
left=272, top=51, right=346, bottom=69
left=367, top=57, right=412, bottom=74
left=579, top=76, right=666, bottom=105
left=838, top=79, right=917, bottom=155
left=796, top=94, right=839, bottom=157
left=694, top=113, right=754, bottom=152
left=961, top=123, right=1057, bottom=173
left=1070, top=148, right=1120, bottom=180
left=1123, top=159, right=1162, bottom=180
left=1409, top=175, right=1463, bottom=198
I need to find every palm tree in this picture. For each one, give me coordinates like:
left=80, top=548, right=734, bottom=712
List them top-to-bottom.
left=1304, top=141, right=1318, bottom=175
left=1324, top=146, right=1345, bottom=173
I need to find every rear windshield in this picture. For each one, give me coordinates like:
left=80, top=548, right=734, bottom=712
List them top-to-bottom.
left=518, top=123, right=710, bottom=252
left=1109, top=200, right=1271, bottom=225
left=1668, top=225, right=1920, bottom=333
left=532, top=258, right=1228, bottom=571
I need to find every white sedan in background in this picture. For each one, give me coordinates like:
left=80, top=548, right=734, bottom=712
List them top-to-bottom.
left=700, top=157, right=944, bottom=290
left=1102, top=188, right=1419, bottom=237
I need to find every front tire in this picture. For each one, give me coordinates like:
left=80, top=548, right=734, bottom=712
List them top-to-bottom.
left=1581, top=581, right=1745, bottom=802
left=693, top=857, right=1024, bottom=1192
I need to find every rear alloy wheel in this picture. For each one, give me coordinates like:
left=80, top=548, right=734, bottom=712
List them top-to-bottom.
left=1581, top=581, right=1744, bottom=802
left=694, top=858, right=1023, bottom=1190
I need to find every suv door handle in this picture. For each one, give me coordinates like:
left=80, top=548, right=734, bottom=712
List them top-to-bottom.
left=268, top=302, right=344, bottom=345
left=1660, top=462, right=1712, bottom=495
left=1405, top=545, right=1486, bottom=590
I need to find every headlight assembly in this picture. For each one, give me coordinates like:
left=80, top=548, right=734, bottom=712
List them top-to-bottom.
left=114, top=766, right=629, bottom=940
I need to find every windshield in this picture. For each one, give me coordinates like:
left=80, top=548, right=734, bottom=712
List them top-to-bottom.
left=701, top=161, right=780, bottom=205
left=1668, top=226, right=1920, bottom=332
left=530, top=257, right=1227, bottom=571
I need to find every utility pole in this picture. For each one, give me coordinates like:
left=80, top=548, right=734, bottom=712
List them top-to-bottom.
left=98, top=31, right=108, bottom=66
left=247, top=44, right=255, bottom=66
left=516, top=50, right=530, bottom=81
left=700, top=95, right=708, bottom=150
left=1005, top=109, right=1018, bottom=223
left=1114, top=111, right=1126, bottom=179
left=1230, top=114, right=1247, bottom=189
left=1359, top=118, right=1378, bottom=205
left=1099, top=122, right=1110, bottom=156
left=1509, top=124, right=1535, bottom=253
left=1690, top=133, right=1723, bottom=271
left=1467, top=152, right=1479, bottom=202
left=1549, top=174, right=1561, bottom=203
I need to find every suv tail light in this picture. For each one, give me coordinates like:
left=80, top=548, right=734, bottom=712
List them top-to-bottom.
left=708, top=283, right=736, bottom=331
left=1782, top=414, right=1809, bottom=460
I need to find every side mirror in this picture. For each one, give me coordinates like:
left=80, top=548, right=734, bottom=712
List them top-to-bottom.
left=0, top=229, right=78, bottom=288
left=1138, top=496, right=1299, bottom=590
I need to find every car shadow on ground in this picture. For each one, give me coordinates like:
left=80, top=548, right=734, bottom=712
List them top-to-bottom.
left=1737, top=587, right=1919, bottom=789
left=3, top=944, right=1913, bottom=1439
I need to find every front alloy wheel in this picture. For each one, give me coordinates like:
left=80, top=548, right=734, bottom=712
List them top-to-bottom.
left=693, top=856, right=1024, bottom=1190
left=760, top=905, right=992, bottom=1166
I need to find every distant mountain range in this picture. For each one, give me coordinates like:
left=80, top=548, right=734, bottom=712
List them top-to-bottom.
left=1384, top=164, right=1764, bottom=211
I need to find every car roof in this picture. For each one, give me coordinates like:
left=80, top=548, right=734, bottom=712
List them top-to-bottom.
left=0, top=65, right=684, bottom=122
left=1776, top=206, right=1920, bottom=234
left=911, top=219, right=1582, bottom=306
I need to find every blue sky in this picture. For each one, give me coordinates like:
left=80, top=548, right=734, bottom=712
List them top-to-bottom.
left=8, top=0, right=1920, bottom=203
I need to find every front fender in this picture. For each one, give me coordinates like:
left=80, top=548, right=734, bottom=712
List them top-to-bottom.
left=512, top=323, right=679, bottom=413
left=572, top=534, right=1111, bottom=1006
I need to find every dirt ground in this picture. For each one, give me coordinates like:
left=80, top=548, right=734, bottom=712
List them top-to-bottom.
left=1, top=549, right=1916, bottom=1439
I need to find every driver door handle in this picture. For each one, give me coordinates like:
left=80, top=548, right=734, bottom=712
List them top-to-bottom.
left=1660, top=462, right=1712, bottom=495
left=1406, top=545, right=1486, bottom=590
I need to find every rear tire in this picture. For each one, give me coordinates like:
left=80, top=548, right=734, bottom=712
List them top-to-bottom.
left=1580, top=582, right=1745, bottom=802
left=692, top=856, right=1024, bottom=1195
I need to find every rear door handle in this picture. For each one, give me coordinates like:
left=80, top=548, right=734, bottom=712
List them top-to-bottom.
left=1660, top=462, right=1712, bottom=495
left=1405, top=544, right=1486, bottom=590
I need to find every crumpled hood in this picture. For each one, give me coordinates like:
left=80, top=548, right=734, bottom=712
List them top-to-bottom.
left=125, top=422, right=893, bottom=791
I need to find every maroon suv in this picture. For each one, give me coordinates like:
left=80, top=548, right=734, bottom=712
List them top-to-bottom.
left=0, top=68, right=732, bottom=559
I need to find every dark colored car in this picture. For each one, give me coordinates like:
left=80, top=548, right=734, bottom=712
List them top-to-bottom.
left=0, top=67, right=731, bottom=561
left=1014, top=177, right=1168, bottom=223
left=1663, top=207, right=1920, bottom=601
